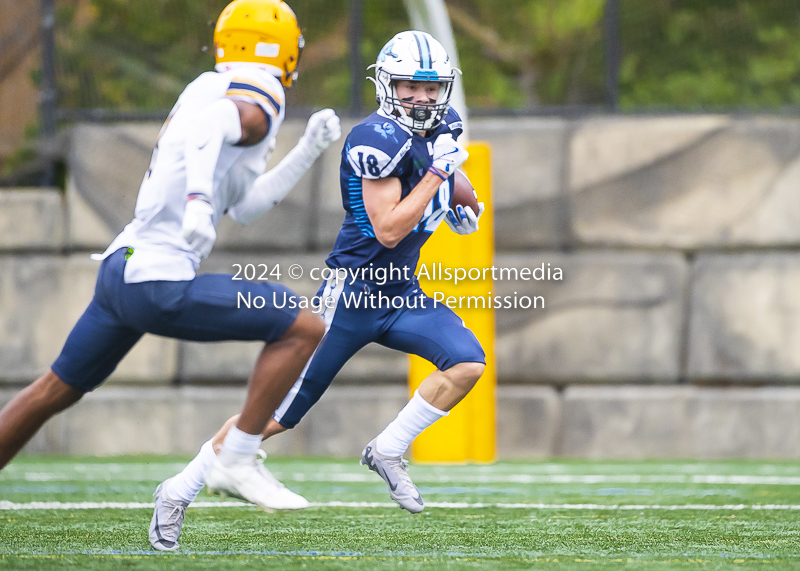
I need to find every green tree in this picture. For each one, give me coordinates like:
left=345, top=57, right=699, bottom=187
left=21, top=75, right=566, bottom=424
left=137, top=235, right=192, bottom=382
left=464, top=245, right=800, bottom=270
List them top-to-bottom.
left=52, top=0, right=800, bottom=112
left=54, top=0, right=410, bottom=111
left=56, top=0, right=229, bottom=109
left=447, top=0, right=606, bottom=109
left=619, top=0, right=800, bottom=110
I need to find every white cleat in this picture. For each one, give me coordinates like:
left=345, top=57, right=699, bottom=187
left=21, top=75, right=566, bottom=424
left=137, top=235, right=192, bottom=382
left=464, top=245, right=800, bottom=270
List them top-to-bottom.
left=360, top=438, right=424, bottom=514
left=204, top=450, right=309, bottom=511
left=149, top=477, right=189, bottom=551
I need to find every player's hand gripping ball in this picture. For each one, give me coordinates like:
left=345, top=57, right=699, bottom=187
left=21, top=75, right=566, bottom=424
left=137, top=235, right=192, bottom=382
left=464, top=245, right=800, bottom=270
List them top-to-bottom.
left=431, top=133, right=468, bottom=176
left=446, top=169, right=484, bottom=235
left=450, top=169, right=479, bottom=213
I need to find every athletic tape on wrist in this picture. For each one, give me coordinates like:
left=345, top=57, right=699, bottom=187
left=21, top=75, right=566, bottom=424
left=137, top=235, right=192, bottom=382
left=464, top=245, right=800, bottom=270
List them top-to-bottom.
left=428, top=166, right=448, bottom=182
left=187, top=193, right=212, bottom=204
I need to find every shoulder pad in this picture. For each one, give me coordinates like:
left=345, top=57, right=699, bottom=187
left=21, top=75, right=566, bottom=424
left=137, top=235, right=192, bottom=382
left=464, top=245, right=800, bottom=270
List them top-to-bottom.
left=224, top=69, right=286, bottom=121
left=442, top=107, right=463, bottom=139
left=345, top=118, right=411, bottom=179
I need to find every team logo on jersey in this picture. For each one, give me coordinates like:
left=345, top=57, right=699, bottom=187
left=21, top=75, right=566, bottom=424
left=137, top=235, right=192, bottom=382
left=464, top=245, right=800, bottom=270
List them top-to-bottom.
left=373, top=122, right=398, bottom=143
left=413, top=156, right=426, bottom=177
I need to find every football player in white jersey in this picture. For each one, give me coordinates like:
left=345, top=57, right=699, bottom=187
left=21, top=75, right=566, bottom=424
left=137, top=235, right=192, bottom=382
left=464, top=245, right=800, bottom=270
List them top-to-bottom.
left=0, top=0, right=340, bottom=551
left=160, top=30, right=486, bottom=534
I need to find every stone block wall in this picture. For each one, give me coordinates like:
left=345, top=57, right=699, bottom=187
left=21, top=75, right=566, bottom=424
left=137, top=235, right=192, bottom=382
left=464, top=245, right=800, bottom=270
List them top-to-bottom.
left=3, top=113, right=800, bottom=457
left=15, top=113, right=798, bottom=385
left=4, top=385, right=798, bottom=459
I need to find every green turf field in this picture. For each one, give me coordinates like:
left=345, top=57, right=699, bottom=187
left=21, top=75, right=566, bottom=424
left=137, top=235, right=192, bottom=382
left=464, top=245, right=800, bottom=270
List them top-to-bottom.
left=2, top=456, right=800, bottom=569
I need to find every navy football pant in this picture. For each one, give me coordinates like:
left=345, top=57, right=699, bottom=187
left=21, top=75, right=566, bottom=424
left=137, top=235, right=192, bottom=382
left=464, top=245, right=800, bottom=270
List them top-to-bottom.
left=52, top=248, right=301, bottom=392
left=273, top=275, right=486, bottom=429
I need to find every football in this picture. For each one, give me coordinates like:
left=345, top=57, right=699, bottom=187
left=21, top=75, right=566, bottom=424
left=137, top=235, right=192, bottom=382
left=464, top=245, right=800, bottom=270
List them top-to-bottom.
left=450, top=169, right=480, bottom=213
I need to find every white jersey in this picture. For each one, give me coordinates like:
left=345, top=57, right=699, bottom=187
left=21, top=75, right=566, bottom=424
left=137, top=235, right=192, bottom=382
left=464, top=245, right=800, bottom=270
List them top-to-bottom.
left=92, top=67, right=286, bottom=283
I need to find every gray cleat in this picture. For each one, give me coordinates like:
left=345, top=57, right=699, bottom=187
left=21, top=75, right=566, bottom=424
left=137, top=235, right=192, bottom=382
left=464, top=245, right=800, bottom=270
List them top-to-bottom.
left=360, top=438, right=424, bottom=513
left=149, top=478, right=189, bottom=551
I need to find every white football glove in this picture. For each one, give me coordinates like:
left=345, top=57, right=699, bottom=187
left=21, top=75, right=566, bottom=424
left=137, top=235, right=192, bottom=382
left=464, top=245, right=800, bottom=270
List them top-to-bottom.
left=301, top=108, right=342, bottom=156
left=431, top=134, right=469, bottom=177
left=182, top=197, right=216, bottom=259
left=446, top=202, right=485, bottom=235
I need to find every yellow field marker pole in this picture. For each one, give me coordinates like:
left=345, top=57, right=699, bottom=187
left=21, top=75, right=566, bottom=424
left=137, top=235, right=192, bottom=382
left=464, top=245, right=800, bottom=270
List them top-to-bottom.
left=409, top=143, right=496, bottom=463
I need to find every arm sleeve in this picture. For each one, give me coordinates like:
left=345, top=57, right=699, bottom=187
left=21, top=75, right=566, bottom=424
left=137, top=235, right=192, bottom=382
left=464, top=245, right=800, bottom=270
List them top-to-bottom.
left=184, top=98, right=242, bottom=203
left=228, top=140, right=318, bottom=225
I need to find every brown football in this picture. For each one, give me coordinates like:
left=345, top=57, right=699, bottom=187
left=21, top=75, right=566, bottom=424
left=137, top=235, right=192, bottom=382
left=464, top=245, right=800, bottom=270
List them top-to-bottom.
left=450, top=169, right=479, bottom=213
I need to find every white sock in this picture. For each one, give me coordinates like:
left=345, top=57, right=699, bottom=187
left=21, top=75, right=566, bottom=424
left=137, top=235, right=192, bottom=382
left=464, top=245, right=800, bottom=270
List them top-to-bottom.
left=375, top=390, right=448, bottom=457
left=217, top=425, right=262, bottom=467
left=165, top=439, right=216, bottom=504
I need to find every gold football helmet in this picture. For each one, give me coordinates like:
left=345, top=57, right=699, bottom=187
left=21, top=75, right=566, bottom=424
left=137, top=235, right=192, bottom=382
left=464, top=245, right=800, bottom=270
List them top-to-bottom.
left=214, top=0, right=304, bottom=87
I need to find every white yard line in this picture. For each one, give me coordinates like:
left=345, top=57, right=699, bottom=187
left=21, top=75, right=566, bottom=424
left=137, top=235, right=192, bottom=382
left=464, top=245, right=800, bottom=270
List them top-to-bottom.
left=8, top=462, right=800, bottom=476
left=12, top=472, right=800, bottom=485
left=1, top=500, right=799, bottom=511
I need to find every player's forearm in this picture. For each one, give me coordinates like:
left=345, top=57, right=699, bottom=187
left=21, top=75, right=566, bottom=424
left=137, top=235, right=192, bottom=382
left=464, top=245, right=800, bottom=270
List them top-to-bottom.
left=184, top=98, right=243, bottom=203
left=181, top=99, right=243, bottom=260
left=230, top=109, right=340, bottom=225
left=230, top=141, right=319, bottom=225
left=374, top=171, right=444, bottom=247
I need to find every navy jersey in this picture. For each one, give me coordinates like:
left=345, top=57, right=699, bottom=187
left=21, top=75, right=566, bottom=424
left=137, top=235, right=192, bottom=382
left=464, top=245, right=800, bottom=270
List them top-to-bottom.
left=326, top=107, right=464, bottom=283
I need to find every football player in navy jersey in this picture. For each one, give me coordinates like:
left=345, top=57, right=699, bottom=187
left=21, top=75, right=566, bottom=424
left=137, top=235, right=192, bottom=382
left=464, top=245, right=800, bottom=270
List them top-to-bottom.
left=162, top=30, right=486, bottom=526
